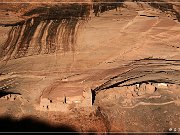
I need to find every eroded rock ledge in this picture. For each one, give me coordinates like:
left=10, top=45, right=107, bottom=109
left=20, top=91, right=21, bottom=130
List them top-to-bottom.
left=0, top=0, right=179, bottom=133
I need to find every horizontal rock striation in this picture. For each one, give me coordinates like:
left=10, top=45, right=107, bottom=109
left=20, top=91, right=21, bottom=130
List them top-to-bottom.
left=93, top=58, right=180, bottom=92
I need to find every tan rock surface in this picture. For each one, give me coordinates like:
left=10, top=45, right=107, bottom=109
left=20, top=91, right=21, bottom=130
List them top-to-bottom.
left=0, top=0, right=179, bottom=133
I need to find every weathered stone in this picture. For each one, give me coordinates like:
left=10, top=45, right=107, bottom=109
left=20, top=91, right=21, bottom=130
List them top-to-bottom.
left=139, top=83, right=146, bottom=91
left=145, top=83, right=156, bottom=94
left=157, top=83, right=168, bottom=89
left=127, top=85, right=135, bottom=92
left=81, top=89, right=92, bottom=107
left=131, top=91, right=138, bottom=97
left=137, top=91, right=145, bottom=96
left=66, top=96, right=82, bottom=104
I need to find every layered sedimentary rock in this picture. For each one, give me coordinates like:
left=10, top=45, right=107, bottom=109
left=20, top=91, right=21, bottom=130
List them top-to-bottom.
left=0, top=0, right=180, bottom=133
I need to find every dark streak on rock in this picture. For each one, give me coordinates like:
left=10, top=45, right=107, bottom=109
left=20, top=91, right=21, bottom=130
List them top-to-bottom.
left=1, top=4, right=91, bottom=60
left=46, top=20, right=60, bottom=54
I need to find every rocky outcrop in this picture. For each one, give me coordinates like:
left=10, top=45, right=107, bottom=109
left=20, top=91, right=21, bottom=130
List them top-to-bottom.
left=93, top=58, right=180, bottom=92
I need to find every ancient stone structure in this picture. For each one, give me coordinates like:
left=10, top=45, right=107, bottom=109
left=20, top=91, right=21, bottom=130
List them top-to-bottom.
left=0, top=0, right=180, bottom=132
left=37, top=89, right=92, bottom=112
left=0, top=94, right=22, bottom=101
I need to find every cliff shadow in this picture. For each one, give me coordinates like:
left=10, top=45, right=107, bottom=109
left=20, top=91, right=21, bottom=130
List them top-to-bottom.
left=0, top=116, right=79, bottom=133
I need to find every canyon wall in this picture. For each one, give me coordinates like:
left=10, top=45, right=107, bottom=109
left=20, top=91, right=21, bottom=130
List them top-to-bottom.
left=0, top=0, right=179, bottom=61
left=0, top=4, right=91, bottom=60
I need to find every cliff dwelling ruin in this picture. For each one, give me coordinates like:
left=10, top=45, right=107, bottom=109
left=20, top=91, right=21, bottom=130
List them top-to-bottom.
left=0, top=0, right=180, bottom=133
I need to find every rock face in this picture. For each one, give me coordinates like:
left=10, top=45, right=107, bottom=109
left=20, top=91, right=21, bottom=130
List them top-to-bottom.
left=0, top=0, right=180, bottom=133
left=0, top=1, right=125, bottom=60
left=0, top=4, right=91, bottom=60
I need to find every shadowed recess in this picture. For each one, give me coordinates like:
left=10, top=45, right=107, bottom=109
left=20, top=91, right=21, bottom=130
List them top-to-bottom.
left=0, top=116, right=79, bottom=133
